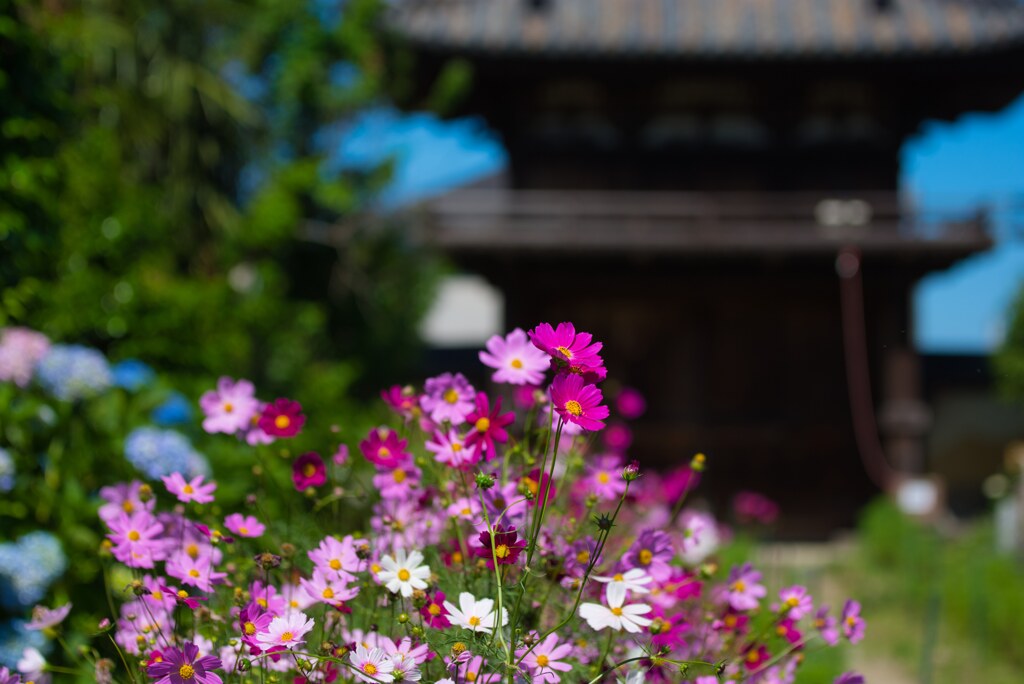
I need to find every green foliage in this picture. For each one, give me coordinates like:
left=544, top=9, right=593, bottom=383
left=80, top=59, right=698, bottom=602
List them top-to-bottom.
left=994, top=285, right=1024, bottom=400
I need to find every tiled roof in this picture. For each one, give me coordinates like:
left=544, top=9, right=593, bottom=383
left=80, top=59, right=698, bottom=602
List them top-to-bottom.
left=388, top=0, right=1024, bottom=59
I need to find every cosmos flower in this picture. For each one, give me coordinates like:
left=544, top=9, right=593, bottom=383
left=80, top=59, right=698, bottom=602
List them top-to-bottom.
left=528, top=322, right=606, bottom=380
left=479, top=328, right=550, bottom=385
left=420, top=372, right=476, bottom=425
left=549, top=373, right=609, bottom=432
left=199, top=377, right=260, bottom=435
left=381, top=385, right=422, bottom=422
left=615, top=387, right=647, bottom=419
left=464, top=393, right=514, bottom=458
left=258, top=398, right=305, bottom=438
left=359, top=428, right=411, bottom=469
left=425, top=429, right=479, bottom=470
left=292, top=453, right=327, bottom=490
left=582, top=454, right=627, bottom=501
left=372, top=463, right=422, bottom=499
left=162, top=473, right=217, bottom=504
left=106, top=511, right=166, bottom=569
left=223, top=514, right=265, bottom=538
left=474, top=525, right=525, bottom=566
left=623, top=529, right=675, bottom=582
left=308, top=535, right=363, bottom=580
left=377, top=549, right=430, bottom=598
left=725, top=564, right=768, bottom=612
left=299, top=569, right=359, bottom=607
left=593, top=569, right=652, bottom=606
left=778, top=585, right=813, bottom=620
left=419, top=591, right=451, bottom=629
left=578, top=591, right=652, bottom=633
left=443, top=592, right=508, bottom=635
left=841, top=600, right=865, bottom=643
left=25, top=603, right=72, bottom=630
left=238, top=604, right=272, bottom=650
left=814, top=605, right=840, bottom=646
left=256, top=612, right=315, bottom=650
left=516, top=633, right=574, bottom=684
left=146, top=643, right=222, bottom=684
left=349, top=644, right=395, bottom=684
left=742, top=644, right=771, bottom=671
left=834, top=673, right=865, bottom=684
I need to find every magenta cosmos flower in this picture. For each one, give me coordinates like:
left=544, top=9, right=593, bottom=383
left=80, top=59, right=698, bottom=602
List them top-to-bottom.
left=528, top=321, right=606, bottom=379
left=479, top=328, right=550, bottom=385
left=420, top=372, right=475, bottom=425
left=550, top=373, right=609, bottom=431
left=199, top=377, right=260, bottom=434
left=380, top=385, right=422, bottom=422
left=615, top=386, right=646, bottom=419
left=464, top=393, right=514, bottom=459
left=258, top=398, right=305, bottom=438
left=359, top=427, right=411, bottom=469
left=425, top=428, right=480, bottom=470
left=292, top=452, right=327, bottom=490
left=582, top=453, right=627, bottom=501
left=162, top=473, right=216, bottom=504
left=106, top=510, right=166, bottom=568
left=223, top=513, right=265, bottom=538
left=474, top=524, right=526, bottom=566
left=623, top=529, right=675, bottom=581
left=725, top=563, right=768, bottom=611
left=778, top=585, right=813, bottom=620
left=419, top=591, right=450, bottom=628
left=841, top=599, right=866, bottom=643
left=146, top=642, right=222, bottom=684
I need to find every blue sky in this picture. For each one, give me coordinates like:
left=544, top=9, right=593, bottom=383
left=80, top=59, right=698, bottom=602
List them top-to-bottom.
left=342, top=94, right=1024, bottom=354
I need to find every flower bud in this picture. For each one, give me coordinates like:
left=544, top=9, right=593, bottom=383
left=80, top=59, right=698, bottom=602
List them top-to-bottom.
left=690, top=452, right=707, bottom=472
left=622, top=460, right=641, bottom=481
left=475, top=472, right=495, bottom=490
left=137, top=484, right=154, bottom=502
left=254, top=552, right=282, bottom=569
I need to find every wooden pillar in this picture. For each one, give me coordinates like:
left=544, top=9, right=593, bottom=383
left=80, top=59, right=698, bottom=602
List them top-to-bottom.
left=879, top=347, right=931, bottom=475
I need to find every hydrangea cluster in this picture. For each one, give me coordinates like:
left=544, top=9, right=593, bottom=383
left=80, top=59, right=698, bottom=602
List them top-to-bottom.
left=34, top=344, right=112, bottom=401
left=124, top=427, right=209, bottom=480
left=0, top=448, right=14, bottom=493
left=0, top=533, right=66, bottom=611
left=0, top=620, right=46, bottom=670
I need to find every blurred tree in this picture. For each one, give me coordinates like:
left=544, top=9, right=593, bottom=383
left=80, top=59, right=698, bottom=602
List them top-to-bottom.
left=0, top=0, right=443, bottom=401
left=995, top=286, right=1024, bottom=400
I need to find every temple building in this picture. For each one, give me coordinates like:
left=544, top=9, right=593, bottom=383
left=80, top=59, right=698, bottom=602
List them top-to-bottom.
left=383, top=0, right=1024, bottom=535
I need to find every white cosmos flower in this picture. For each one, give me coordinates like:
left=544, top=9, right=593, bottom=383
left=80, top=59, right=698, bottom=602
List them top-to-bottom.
left=378, top=548, right=431, bottom=598
left=593, top=568, right=652, bottom=606
left=442, top=591, right=509, bottom=635
left=579, top=591, right=653, bottom=633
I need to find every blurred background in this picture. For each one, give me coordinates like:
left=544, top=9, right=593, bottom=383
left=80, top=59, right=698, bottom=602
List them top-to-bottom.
left=2, top=0, right=1024, bottom=682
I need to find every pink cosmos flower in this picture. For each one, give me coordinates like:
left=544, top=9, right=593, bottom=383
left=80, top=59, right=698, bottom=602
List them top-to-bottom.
left=528, top=322, right=606, bottom=380
left=0, top=327, right=50, bottom=387
left=479, top=328, right=550, bottom=385
left=420, top=372, right=475, bottom=425
left=549, top=373, right=609, bottom=431
left=199, top=377, right=260, bottom=435
left=380, top=385, right=422, bottom=422
left=615, top=387, right=647, bottom=419
left=464, top=393, right=514, bottom=459
left=258, top=398, right=305, bottom=438
left=241, top=402, right=275, bottom=445
left=603, top=423, right=633, bottom=452
left=359, top=427, right=411, bottom=469
left=426, top=429, right=479, bottom=470
left=333, top=443, right=349, bottom=465
left=292, top=452, right=326, bottom=490
left=582, top=454, right=627, bottom=501
left=372, top=463, right=422, bottom=499
left=162, top=473, right=216, bottom=504
left=98, top=481, right=154, bottom=523
left=106, top=510, right=167, bottom=568
left=223, top=514, right=265, bottom=538
left=623, top=529, right=675, bottom=582
left=308, top=534, right=364, bottom=580
left=166, top=552, right=226, bottom=593
left=725, top=563, right=767, bottom=611
left=299, top=569, right=359, bottom=607
left=249, top=580, right=287, bottom=615
left=778, top=585, right=813, bottom=620
left=419, top=591, right=451, bottom=628
left=841, top=599, right=865, bottom=643
left=26, top=603, right=72, bottom=630
left=238, top=604, right=272, bottom=650
left=814, top=605, right=840, bottom=646
left=256, top=612, right=315, bottom=650
left=775, top=618, right=803, bottom=645
left=516, top=633, right=573, bottom=683
left=146, top=643, right=222, bottom=684
left=349, top=644, right=395, bottom=684
left=742, top=644, right=771, bottom=671
left=453, top=655, right=500, bottom=684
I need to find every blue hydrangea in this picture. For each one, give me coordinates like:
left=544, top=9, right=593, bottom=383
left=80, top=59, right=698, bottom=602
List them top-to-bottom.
left=35, top=344, right=112, bottom=401
left=111, top=359, right=155, bottom=391
left=151, top=391, right=193, bottom=426
left=124, top=427, right=208, bottom=479
left=0, top=448, right=13, bottom=493
left=0, top=532, right=66, bottom=610
left=0, top=619, right=47, bottom=669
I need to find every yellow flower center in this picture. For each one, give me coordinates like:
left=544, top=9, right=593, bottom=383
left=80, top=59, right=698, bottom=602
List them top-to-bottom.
left=556, top=345, right=574, bottom=359
left=510, top=358, right=523, bottom=369
left=444, top=388, right=459, bottom=404
left=564, top=400, right=583, bottom=417
left=223, top=402, right=233, bottom=413
left=274, top=415, right=291, bottom=430
left=475, top=417, right=490, bottom=432
left=451, top=442, right=463, bottom=452
left=378, top=447, right=391, bottom=459
left=303, top=463, right=316, bottom=477
left=392, top=468, right=407, bottom=483
left=598, top=472, right=610, bottom=484
left=523, top=477, right=539, bottom=495
left=183, top=484, right=194, bottom=494
left=122, top=500, right=134, bottom=512
left=460, top=508, right=471, bottom=516
left=239, top=526, right=249, bottom=535
left=127, top=530, right=140, bottom=541
left=186, top=543, right=199, bottom=559
left=495, top=544, right=510, bottom=559
left=638, top=549, right=653, bottom=565
left=576, top=550, right=590, bottom=564
left=451, top=551, right=463, bottom=564
left=329, top=559, right=342, bottom=571
left=371, top=563, right=381, bottom=574
left=189, top=569, right=200, bottom=578
left=398, top=569, right=411, bottom=581
left=613, top=573, right=624, bottom=581
left=732, top=580, right=746, bottom=593
left=322, top=587, right=334, bottom=599
left=177, top=590, right=189, bottom=599
left=151, top=591, right=163, bottom=601
left=256, top=597, right=267, bottom=608
left=785, top=597, right=800, bottom=608
left=428, top=603, right=441, bottom=616
left=611, top=607, right=623, bottom=616
left=725, top=615, right=737, bottom=628
left=468, top=616, right=481, bottom=626
left=846, top=616, right=857, bottom=627
left=244, top=621, right=256, bottom=635
left=777, top=624, right=789, bottom=636
left=281, top=631, right=294, bottom=642
left=452, top=642, right=467, bottom=654
left=747, top=650, right=760, bottom=664
left=536, top=654, right=549, bottom=667
left=363, top=663, right=378, bottom=675
left=178, top=664, right=195, bottom=679
left=466, top=672, right=478, bottom=682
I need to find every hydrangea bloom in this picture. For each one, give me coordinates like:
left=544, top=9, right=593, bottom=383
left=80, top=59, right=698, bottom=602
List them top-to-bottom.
left=0, top=328, right=50, bottom=388
left=479, top=328, right=550, bottom=385
left=35, top=344, right=112, bottom=401
left=111, top=359, right=155, bottom=391
left=124, top=427, right=208, bottom=480
left=0, top=449, right=14, bottom=493
left=0, top=532, right=67, bottom=610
